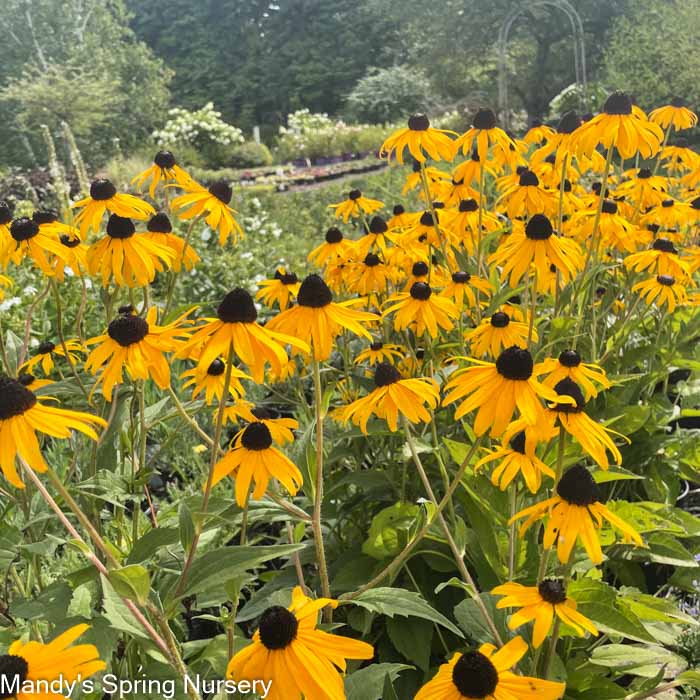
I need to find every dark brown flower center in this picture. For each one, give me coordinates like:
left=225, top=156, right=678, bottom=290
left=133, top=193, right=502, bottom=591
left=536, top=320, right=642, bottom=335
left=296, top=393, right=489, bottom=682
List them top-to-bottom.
left=603, top=91, right=632, bottom=116
left=671, top=97, right=685, bottom=108
left=473, top=108, right=497, bottom=130
left=558, top=111, right=581, bottom=134
left=408, top=114, right=430, bottom=131
left=154, top=150, right=176, bottom=169
left=637, top=168, right=652, bottom=179
left=519, top=169, right=539, bottom=187
left=90, top=178, right=117, bottom=200
left=208, top=180, right=233, bottom=204
left=348, top=189, right=362, bottom=201
left=459, top=199, right=479, bottom=212
left=661, top=199, right=674, bottom=208
left=601, top=200, right=618, bottom=215
left=0, top=201, right=12, bottom=225
left=393, top=204, right=405, bottom=215
left=32, top=209, right=58, bottom=225
left=420, top=210, right=437, bottom=226
left=147, top=213, right=173, bottom=233
left=106, top=214, right=136, bottom=239
left=525, top=214, right=553, bottom=240
left=368, top=216, right=388, bottom=234
left=10, top=218, right=39, bottom=242
left=325, top=227, right=343, bottom=244
left=60, top=235, right=80, bottom=248
left=652, top=238, right=676, bottom=253
left=364, top=253, right=381, bottom=267
left=412, top=262, right=429, bottom=277
left=277, top=271, right=299, bottom=285
left=452, top=271, right=471, bottom=283
left=297, top=274, right=332, bottom=308
left=656, top=274, right=675, bottom=286
left=410, top=282, right=432, bottom=300
left=217, top=288, right=258, bottom=323
left=490, top=312, right=510, bottom=328
left=108, top=315, right=149, bottom=347
left=37, top=341, right=56, bottom=355
left=369, top=341, right=384, bottom=351
left=496, top=346, right=533, bottom=380
left=558, top=349, right=581, bottom=367
left=207, top=358, right=226, bottom=376
left=374, top=362, right=401, bottom=387
left=0, top=376, right=37, bottom=420
left=552, top=377, right=585, bottom=412
left=251, top=406, right=272, bottom=420
left=241, top=421, right=273, bottom=450
left=509, top=430, right=526, bottom=454
left=557, top=464, right=598, bottom=506
left=538, top=578, right=567, bottom=604
left=258, top=606, right=298, bottom=650
left=451, top=650, right=499, bottom=698
left=0, top=654, right=29, bottom=698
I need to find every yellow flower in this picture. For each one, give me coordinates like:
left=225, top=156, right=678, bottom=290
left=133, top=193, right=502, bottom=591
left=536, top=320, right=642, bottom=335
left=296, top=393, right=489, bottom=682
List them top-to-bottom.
left=649, top=98, right=698, bottom=131
left=455, top=107, right=514, bottom=161
left=380, top=114, right=456, bottom=164
left=131, top=150, right=193, bottom=197
left=496, top=168, right=557, bottom=219
left=72, top=178, right=155, bottom=239
left=171, top=179, right=243, bottom=245
left=328, top=189, right=383, bottom=223
left=143, top=213, right=200, bottom=272
left=4, top=217, right=73, bottom=277
left=307, top=227, right=351, bottom=268
left=256, top=269, right=301, bottom=311
left=632, top=274, right=689, bottom=313
left=384, top=282, right=459, bottom=338
left=466, top=312, right=535, bottom=358
left=21, top=339, right=83, bottom=377
left=354, top=341, right=404, bottom=366
left=535, top=350, right=610, bottom=400
left=181, top=357, right=249, bottom=405
left=338, top=362, right=440, bottom=433
left=0, top=375, right=106, bottom=488
left=512, top=464, right=643, bottom=564
left=493, top=579, right=598, bottom=648
left=227, top=586, right=374, bottom=700
left=415, top=636, right=565, bottom=700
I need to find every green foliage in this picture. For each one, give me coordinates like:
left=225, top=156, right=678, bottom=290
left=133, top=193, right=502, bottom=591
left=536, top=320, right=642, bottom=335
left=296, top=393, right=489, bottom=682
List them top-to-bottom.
left=602, top=0, right=700, bottom=110
left=345, top=65, right=435, bottom=123
left=226, top=141, right=273, bottom=169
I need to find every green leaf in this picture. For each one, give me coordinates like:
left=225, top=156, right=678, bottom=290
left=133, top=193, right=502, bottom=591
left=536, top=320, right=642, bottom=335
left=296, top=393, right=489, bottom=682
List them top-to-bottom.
left=3, top=330, right=21, bottom=377
left=593, top=467, right=644, bottom=483
left=179, top=502, right=196, bottom=552
left=362, top=502, right=420, bottom=560
left=128, top=527, right=179, bottom=564
left=176, top=544, right=305, bottom=599
left=109, top=565, right=151, bottom=606
left=100, top=575, right=150, bottom=640
left=67, top=584, right=93, bottom=619
left=348, top=587, right=463, bottom=637
left=619, top=587, right=698, bottom=625
left=453, top=593, right=508, bottom=645
left=386, top=615, right=432, bottom=671
left=590, top=644, right=687, bottom=678
left=344, top=663, right=412, bottom=700
left=678, top=670, right=700, bottom=690
left=382, top=672, right=400, bottom=700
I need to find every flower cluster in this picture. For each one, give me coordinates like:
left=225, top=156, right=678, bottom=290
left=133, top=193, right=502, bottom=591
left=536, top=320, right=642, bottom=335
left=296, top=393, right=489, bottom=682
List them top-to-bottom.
left=152, top=102, right=245, bottom=147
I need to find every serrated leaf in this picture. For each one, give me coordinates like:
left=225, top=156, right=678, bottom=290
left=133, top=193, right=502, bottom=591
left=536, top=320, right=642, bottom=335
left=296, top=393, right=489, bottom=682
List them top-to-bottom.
left=362, top=502, right=420, bottom=560
left=128, top=527, right=179, bottom=564
left=109, top=565, right=151, bottom=606
left=100, top=575, right=149, bottom=640
left=67, top=584, right=93, bottom=618
left=453, top=593, right=508, bottom=645
left=386, top=615, right=432, bottom=671
left=590, top=644, right=687, bottom=678
left=344, top=663, right=412, bottom=700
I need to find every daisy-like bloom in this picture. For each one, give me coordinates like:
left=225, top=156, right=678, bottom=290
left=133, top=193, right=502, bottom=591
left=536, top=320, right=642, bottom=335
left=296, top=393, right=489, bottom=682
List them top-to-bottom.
left=572, top=91, right=664, bottom=159
left=649, top=98, right=698, bottom=132
left=455, top=107, right=514, bottom=161
left=531, top=111, right=581, bottom=167
left=380, top=114, right=456, bottom=164
left=524, top=119, right=555, bottom=145
left=452, top=149, right=500, bottom=188
left=131, top=150, right=193, bottom=197
left=403, top=161, right=451, bottom=196
left=496, top=169, right=557, bottom=219
left=72, top=178, right=155, bottom=239
left=171, top=179, right=243, bottom=245
left=328, top=188, right=383, bottom=223
left=640, top=198, right=693, bottom=230
left=441, top=199, right=501, bottom=254
left=0, top=200, right=14, bottom=267
left=571, top=200, right=641, bottom=254
left=388, top=204, right=413, bottom=229
left=31, top=209, right=77, bottom=241
left=143, top=213, right=200, bottom=272
left=87, top=214, right=174, bottom=287
left=489, top=214, right=583, bottom=288
left=353, top=215, right=396, bottom=258
left=5, top=217, right=72, bottom=276
left=308, top=227, right=351, bottom=268
left=52, top=232, right=89, bottom=281
left=624, top=238, right=690, bottom=278
left=346, top=253, right=394, bottom=297
left=256, top=269, right=301, bottom=311
left=440, top=270, right=492, bottom=311
left=267, top=274, right=377, bottom=361
left=632, top=274, right=689, bottom=312
left=384, top=282, right=458, bottom=339
left=179, top=288, right=308, bottom=382
left=85, top=307, right=191, bottom=400
left=466, top=312, right=536, bottom=358
left=21, top=339, right=83, bottom=377
left=354, top=341, right=404, bottom=366
left=443, top=346, right=565, bottom=436
left=535, top=350, right=610, bottom=400
left=181, top=357, right=250, bottom=405
left=338, top=361, right=439, bottom=433
left=16, top=372, right=53, bottom=392
left=0, top=374, right=105, bottom=487
left=546, top=378, right=624, bottom=469
left=227, top=405, right=299, bottom=446
left=210, top=421, right=302, bottom=506
left=475, top=426, right=554, bottom=493
left=512, top=464, right=643, bottom=564
left=493, top=579, right=598, bottom=648
left=227, top=586, right=373, bottom=700
left=0, top=623, right=105, bottom=694
left=415, top=635, right=564, bottom=700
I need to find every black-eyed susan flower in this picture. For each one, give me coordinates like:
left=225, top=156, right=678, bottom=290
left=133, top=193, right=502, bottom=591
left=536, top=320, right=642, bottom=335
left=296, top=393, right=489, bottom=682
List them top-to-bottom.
left=572, top=91, right=664, bottom=159
left=649, top=98, right=698, bottom=132
left=455, top=107, right=514, bottom=161
left=531, top=111, right=581, bottom=168
left=380, top=114, right=456, bottom=164
left=524, top=119, right=555, bottom=145
left=452, top=148, right=499, bottom=188
left=131, top=150, right=193, bottom=197
left=403, top=161, right=451, bottom=196
left=496, top=168, right=557, bottom=219
left=615, top=168, right=668, bottom=209
left=72, top=178, right=155, bottom=239
left=171, top=179, right=243, bottom=245
left=328, top=189, right=383, bottom=223
left=640, top=198, right=693, bottom=230
left=441, top=199, right=501, bottom=254
left=0, top=200, right=15, bottom=267
left=571, top=200, right=642, bottom=254
left=388, top=204, right=412, bottom=229
left=144, top=212, right=200, bottom=272
left=87, top=214, right=174, bottom=287
left=489, top=214, right=583, bottom=288
left=353, top=215, right=396, bottom=258
left=6, top=218, right=72, bottom=276
left=308, top=227, right=350, bottom=267
left=52, top=232, right=88, bottom=281
left=624, top=238, right=690, bottom=277
left=346, top=253, right=394, bottom=297
left=255, top=269, right=301, bottom=311
left=440, top=270, right=492, bottom=311
left=267, top=274, right=377, bottom=361
left=632, top=274, right=688, bottom=312
left=384, top=282, right=458, bottom=339
left=182, top=290, right=308, bottom=383
left=85, top=307, right=191, bottom=400
left=466, top=312, right=535, bottom=358
left=21, top=339, right=83, bottom=377
left=354, top=341, right=404, bottom=366
left=443, top=346, right=564, bottom=436
left=535, top=350, right=611, bottom=400
left=181, top=357, right=249, bottom=405
left=338, top=362, right=439, bottom=433
left=0, top=375, right=105, bottom=487
left=227, top=405, right=298, bottom=446
left=210, top=421, right=303, bottom=506
left=475, top=425, right=554, bottom=493
left=512, top=464, right=643, bottom=564
left=493, top=580, right=598, bottom=648
left=227, top=586, right=374, bottom=699
left=0, top=623, right=105, bottom=692
left=415, top=635, right=565, bottom=700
